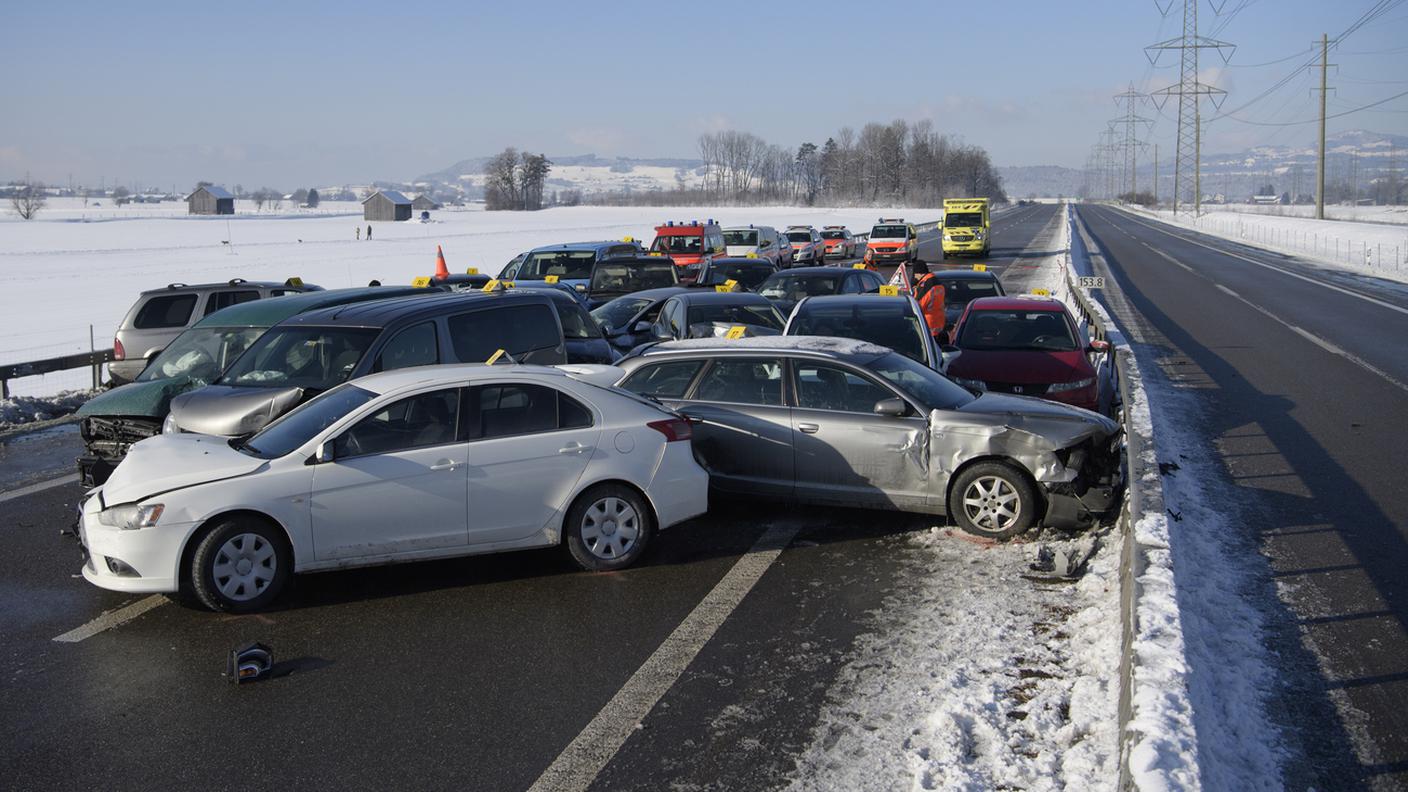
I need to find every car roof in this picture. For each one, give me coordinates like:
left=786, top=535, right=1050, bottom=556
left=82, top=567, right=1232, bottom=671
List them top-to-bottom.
left=527, top=240, right=636, bottom=254
left=593, top=256, right=676, bottom=267
left=709, top=257, right=776, bottom=267
left=766, top=267, right=847, bottom=278
left=928, top=270, right=1000, bottom=282
left=139, top=279, right=300, bottom=296
left=190, top=286, right=428, bottom=329
left=512, top=286, right=583, bottom=306
left=280, top=289, right=551, bottom=329
left=672, top=290, right=774, bottom=305
left=794, top=294, right=917, bottom=313
left=966, top=295, right=1066, bottom=312
left=641, top=335, right=892, bottom=358
left=350, top=363, right=587, bottom=397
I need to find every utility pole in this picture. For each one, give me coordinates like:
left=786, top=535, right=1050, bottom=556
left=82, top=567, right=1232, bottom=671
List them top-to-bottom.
left=1148, top=0, right=1232, bottom=215
left=1316, top=33, right=1330, bottom=219
left=1114, top=83, right=1153, bottom=198
left=1154, top=143, right=1159, bottom=204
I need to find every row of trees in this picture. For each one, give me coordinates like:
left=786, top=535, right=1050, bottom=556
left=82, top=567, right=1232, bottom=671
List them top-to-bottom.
left=483, top=148, right=552, bottom=211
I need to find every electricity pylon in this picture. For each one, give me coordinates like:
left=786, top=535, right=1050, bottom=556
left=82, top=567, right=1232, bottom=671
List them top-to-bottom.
left=1113, top=84, right=1153, bottom=197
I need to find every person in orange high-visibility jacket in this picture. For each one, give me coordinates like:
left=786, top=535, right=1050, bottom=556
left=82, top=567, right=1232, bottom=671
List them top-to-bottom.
left=910, top=260, right=946, bottom=338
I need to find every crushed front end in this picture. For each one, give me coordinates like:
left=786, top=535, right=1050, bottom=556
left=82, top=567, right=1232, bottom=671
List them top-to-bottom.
left=78, top=416, right=162, bottom=486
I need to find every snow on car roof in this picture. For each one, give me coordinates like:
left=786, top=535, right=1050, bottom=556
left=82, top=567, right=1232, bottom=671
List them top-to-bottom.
left=653, top=336, right=891, bottom=357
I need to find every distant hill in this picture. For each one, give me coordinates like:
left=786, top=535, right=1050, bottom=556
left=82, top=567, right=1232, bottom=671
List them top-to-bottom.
left=998, top=165, right=1084, bottom=200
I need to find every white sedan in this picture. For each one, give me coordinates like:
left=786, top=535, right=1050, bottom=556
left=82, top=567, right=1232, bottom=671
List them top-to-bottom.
left=77, top=364, right=709, bottom=612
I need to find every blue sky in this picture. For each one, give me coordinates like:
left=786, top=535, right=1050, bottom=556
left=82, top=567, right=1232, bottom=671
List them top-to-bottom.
left=3, top=0, right=1405, bottom=189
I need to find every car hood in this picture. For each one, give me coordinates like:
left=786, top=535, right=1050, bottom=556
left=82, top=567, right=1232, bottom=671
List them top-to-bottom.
left=946, top=349, right=1091, bottom=384
left=77, top=376, right=204, bottom=419
left=169, top=385, right=306, bottom=437
left=101, top=433, right=266, bottom=505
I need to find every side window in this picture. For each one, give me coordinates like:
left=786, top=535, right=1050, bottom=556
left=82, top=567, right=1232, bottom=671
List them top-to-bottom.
left=607, top=245, right=635, bottom=259
left=503, top=252, right=527, bottom=279
left=840, top=275, right=864, bottom=294
left=203, top=290, right=260, bottom=317
left=133, top=294, right=198, bottom=329
left=661, top=299, right=684, bottom=338
left=448, top=304, right=560, bottom=362
left=375, top=321, right=439, bottom=372
left=691, top=358, right=783, bottom=406
left=620, top=360, right=704, bottom=399
left=794, top=362, right=893, bottom=413
left=461, top=383, right=587, bottom=440
left=334, top=388, right=459, bottom=458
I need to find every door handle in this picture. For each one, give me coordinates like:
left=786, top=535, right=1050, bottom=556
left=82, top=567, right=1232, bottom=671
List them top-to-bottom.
left=797, top=423, right=819, bottom=434
left=559, top=443, right=593, bottom=455
left=430, top=460, right=459, bottom=471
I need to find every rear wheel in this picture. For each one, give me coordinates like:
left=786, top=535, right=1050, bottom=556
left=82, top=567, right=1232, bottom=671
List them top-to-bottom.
left=951, top=462, right=1039, bottom=541
left=564, top=484, right=654, bottom=571
left=187, top=516, right=291, bottom=612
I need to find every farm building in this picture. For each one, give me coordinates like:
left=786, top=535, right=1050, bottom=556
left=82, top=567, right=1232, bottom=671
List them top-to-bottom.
left=187, top=185, right=235, bottom=215
left=363, top=190, right=413, bottom=222
left=411, top=194, right=440, bottom=212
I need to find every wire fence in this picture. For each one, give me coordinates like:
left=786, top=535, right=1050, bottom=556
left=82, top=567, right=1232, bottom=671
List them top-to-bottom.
left=1185, top=212, right=1405, bottom=275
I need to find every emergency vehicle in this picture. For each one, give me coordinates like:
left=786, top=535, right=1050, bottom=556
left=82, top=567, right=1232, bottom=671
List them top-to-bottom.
left=940, top=198, right=991, bottom=258
left=863, top=218, right=919, bottom=265
left=649, top=219, right=726, bottom=278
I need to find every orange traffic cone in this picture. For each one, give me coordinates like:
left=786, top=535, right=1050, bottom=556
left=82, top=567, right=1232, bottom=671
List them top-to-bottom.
left=434, top=245, right=450, bottom=280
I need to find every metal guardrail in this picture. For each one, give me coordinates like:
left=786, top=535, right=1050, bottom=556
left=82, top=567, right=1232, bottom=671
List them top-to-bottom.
left=0, top=350, right=113, bottom=399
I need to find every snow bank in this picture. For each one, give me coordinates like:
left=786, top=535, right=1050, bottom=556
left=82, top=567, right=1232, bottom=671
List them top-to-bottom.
left=0, top=389, right=95, bottom=431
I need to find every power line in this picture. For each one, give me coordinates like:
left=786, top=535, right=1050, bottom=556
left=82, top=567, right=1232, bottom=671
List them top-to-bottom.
left=1218, top=87, right=1408, bottom=125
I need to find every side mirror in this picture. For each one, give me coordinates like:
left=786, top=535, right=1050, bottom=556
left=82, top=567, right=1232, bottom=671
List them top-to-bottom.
left=632, top=320, right=653, bottom=334
left=651, top=324, right=674, bottom=341
left=1089, top=339, right=1110, bottom=353
left=941, top=344, right=959, bottom=354
left=873, top=397, right=909, bottom=417
left=307, top=440, right=335, bottom=465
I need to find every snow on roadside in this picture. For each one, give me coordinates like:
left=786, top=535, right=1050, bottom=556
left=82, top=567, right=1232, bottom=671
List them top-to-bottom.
left=0, top=389, right=95, bottom=431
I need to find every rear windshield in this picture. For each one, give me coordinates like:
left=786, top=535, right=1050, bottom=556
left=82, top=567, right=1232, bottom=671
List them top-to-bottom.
left=945, top=212, right=983, bottom=228
left=869, top=225, right=908, bottom=239
left=723, top=230, right=759, bottom=246
left=821, top=230, right=847, bottom=240
left=786, top=231, right=813, bottom=243
left=652, top=234, right=704, bottom=254
left=519, top=250, right=597, bottom=280
left=590, top=262, right=678, bottom=293
left=707, top=264, right=773, bottom=290
left=757, top=273, right=841, bottom=301
left=937, top=279, right=1003, bottom=306
left=133, top=294, right=198, bottom=329
left=590, top=296, right=655, bottom=332
left=687, top=303, right=783, bottom=330
left=448, top=304, right=561, bottom=361
left=788, top=304, right=926, bottom=363
left=957, top=310, right=1078, bottom=352
left=137, top=326, right=265, bottom=384
left=221, top=327, right=379, bottom=390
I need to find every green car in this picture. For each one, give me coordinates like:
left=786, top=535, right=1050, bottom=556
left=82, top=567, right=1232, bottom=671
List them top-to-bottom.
left=76, top=285, right=429, bottom=486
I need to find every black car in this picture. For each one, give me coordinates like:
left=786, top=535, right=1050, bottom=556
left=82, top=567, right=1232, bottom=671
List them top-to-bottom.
left=585, top=257, right=681, bottom=309
left=692, top=257, right=779, bottom=292
left=756, top=266, right=887, bottom=317
left=924, top=269, right=1006, bottom=329
left=516, top=286, right=619, bottom=364
left=590, top=287, right=692, bottom=353
left=647, top=291, right=786, bottom=342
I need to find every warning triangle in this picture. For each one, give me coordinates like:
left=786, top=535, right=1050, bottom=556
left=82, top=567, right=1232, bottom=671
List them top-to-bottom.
left=888, top=262, right=910, bottom=291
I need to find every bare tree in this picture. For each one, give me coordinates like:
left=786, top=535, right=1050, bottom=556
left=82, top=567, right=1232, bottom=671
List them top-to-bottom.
left=9, top=180, right=46, bottom=220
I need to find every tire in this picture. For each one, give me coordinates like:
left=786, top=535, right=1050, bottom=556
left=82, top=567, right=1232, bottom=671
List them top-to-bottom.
left=950, top=462, right=1040, bottom=541
left=563, top=484, right=654, bottom=571
left=187, top=516, right=292, bottom=612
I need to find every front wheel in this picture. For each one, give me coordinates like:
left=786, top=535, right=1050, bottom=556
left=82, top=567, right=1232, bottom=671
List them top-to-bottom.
left=950, top=462, right=1039, bottom=541
left=564, top=484, right=654, bottom=571
left=187, top=516, right=292, bottom=612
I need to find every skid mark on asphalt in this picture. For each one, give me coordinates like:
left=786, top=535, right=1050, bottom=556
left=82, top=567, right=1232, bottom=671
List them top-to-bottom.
left=0, top=472, right=79, bottom=505
left=528, top=521, right=801, bottom=792
left=52, top=594, right=167, bottom=643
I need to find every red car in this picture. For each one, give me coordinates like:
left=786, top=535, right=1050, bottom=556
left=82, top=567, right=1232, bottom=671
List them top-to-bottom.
left=942, top=295, right=1110, bottom=413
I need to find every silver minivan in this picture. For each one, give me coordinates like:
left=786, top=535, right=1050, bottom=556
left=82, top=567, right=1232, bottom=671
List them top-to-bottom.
left=722, top=225, right=787, bottom=266
left=109, top=278, right=320, bottom=383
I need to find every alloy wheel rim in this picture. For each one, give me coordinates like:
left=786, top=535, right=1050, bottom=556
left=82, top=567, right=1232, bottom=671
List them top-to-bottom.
left=962, top=476, right=1021, bottom=533
left=580, top=497, right=641, bottom=560
left=212, top=533, right=277, bottom=602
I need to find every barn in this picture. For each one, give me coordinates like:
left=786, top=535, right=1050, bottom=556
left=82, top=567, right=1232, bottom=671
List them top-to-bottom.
left=187, top=185, right=235, bottom=215
left=363, top=190, right=413, bottom=222
left=411, top=194, right=440, bottom=212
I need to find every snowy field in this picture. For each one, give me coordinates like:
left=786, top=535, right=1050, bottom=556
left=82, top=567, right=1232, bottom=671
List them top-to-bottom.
left=0, top=201, right=935, bottom=397
left=1198, top=202, right=1408, bottom=226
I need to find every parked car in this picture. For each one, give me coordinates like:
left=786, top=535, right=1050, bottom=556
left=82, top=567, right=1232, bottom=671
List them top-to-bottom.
left=863, top=218, right=919, bottom=266
left=722, top=225, right=786, bottom=265
left=784, top=226, right=826, bottom=267
left=820, top=226, right=857, bottom=259
left=499, top=240, right=646, bottom=291
left=584, top=257, right=681, bottom=309
left=691, top=257, right=779, bottom=292
left=756, top=266, right=887, bottom=317
left=924, top=269, right=1007, bottom=331
left=109, top=278, right=323, bottom=383
left=76, top=286, right=426, bottom=486
left=516, top=286, right=619, bottom=364
left=590, top=287, right=692, bottom=353
left=167, top=289, right=568, bottom=437
left=646, top=291, right=786, bottom=342
left=784, top=294, right=941, bottom=369
left=942, top=295, right=1111, bottom=414
left=614, top=336, right=1120, bottom=540
left=77, top=364, right=709, bottom=611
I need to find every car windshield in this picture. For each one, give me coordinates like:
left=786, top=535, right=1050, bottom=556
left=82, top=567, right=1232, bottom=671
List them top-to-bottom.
left=945, top=212, right=983, bottom=228
left=870, top=225, right=908, bottom=239
left=723, top=230, right=758, bottom=246
left=821, top=230, right=847, bottom=240
left=786, top=231, right=812, bottom=243
left=652, top=234, right=703, bottom=254
left=518, top=250, right=597, bottom=280
left=590, top=262, right=677, bottom=294
left=706, top=264, right=772, bottom=290
left=757, top=273, right=841, bottom=301
left=938, top=279, right=1003, bottom=306
left=591, top=296, right=655, bottom=331
left=687, top=303, right=783, bottom=330
left=788, top=304, right=927, bottom=363
left=957, top=310, right=1079, bottom=351
left=136, top=326, right=266, bottom=383
left=219, top=326, right=379, bottom=389
left=865, top=352, right=974, bottom=410
left=241, top=383, right=377, bottom=459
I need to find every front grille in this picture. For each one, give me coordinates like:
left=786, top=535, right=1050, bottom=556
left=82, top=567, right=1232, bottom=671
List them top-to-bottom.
left=950, top=234, right=974, bottom=242
left=81, top=416, right=163, bottom=457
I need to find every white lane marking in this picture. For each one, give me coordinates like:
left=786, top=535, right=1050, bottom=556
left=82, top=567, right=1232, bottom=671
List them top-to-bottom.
left=1115, top=208, right=1408, bottom=318
left=0, top=472, right=79, bottom=505
left=528, top=521, right=801, bottom=792
left=53, top=594, right=167, bottom=643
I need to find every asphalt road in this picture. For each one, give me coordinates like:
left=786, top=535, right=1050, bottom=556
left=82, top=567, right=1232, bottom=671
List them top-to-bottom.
left=1077, top=204, right=1408, bottom=790
left=0, top=205, right=1064, bottom=791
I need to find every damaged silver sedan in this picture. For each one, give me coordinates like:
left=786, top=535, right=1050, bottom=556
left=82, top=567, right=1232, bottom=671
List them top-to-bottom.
left=613, top=336, right=1121, bottom=540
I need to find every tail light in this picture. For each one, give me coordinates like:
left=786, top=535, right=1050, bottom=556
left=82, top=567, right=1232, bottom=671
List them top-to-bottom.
left=113, top=338, right=125, bottom=360
left=647, top=418, right=693, bottom=442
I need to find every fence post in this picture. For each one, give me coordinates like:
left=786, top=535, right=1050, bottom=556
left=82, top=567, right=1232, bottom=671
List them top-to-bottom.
left=90, top=325, right=100, bottom=390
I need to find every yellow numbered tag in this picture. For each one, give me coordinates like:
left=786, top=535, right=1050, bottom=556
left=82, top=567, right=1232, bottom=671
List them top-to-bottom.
left=622, top=236, right=634, bottom=243
left=649, top=251, right=664, bottom=257
left=745, top=252, right=758, bottom=259
left=852, top=263, right=868, bottom=270
left=973, top=264, right=987, bottom=272
left=465, top=267, right=479, bottom=275
left=544, top=275, right=560, bottom=284
left=285, top=276, right=304, bottom=287
left=411, top=276, right=433, bottom=288
left=481, top=279, right=500, bottom=292
left=724, top=279, right=739, bottom=291
left=714, top=285, right=731, bottom=293
left=879, top=285, right=899, bottom=296
left=1032, top=288, right=1051, bottom=296
left=725, top=325, right=747, bottom=339
left=485, top=349, right=506, bottom=365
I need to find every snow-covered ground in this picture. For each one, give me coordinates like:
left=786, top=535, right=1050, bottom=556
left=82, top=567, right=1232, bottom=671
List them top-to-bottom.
left=0, top=202, right=935, bottom=397
left=1198, top=202, right=1408, bottom=226
left=1135, top=204, right=1408, bottom=284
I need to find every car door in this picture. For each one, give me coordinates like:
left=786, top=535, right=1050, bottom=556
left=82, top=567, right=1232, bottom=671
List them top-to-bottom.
left=673, top=356, right=793, bottom=497
left=789, top=360, right=930, bottom=510
left=460, top=382, right=602, bottom=544
left=309, top=388, right=468, bottom=561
